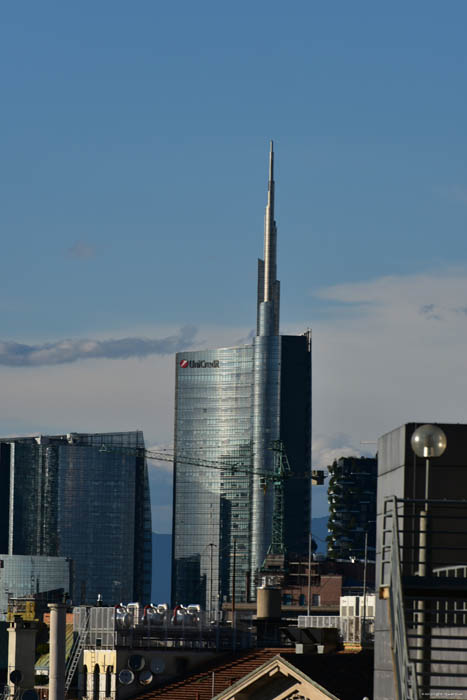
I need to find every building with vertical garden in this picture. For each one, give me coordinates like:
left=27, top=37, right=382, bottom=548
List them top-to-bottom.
left=327, top=456, right=377, bottom=561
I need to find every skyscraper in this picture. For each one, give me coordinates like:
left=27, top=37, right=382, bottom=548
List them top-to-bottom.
left=172, top=143, right=311, bottom=609
left=0, top=431, right=152, bottom=605
left=327, top=456, right=377, bottom=560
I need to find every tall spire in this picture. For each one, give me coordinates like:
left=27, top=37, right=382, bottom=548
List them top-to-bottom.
left=264, top=140, right=276, bottom=303
left=256, top=141, right=280, bottom=335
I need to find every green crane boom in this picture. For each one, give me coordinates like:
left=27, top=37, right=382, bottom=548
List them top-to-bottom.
left=98, top=442, right=324, bottom=557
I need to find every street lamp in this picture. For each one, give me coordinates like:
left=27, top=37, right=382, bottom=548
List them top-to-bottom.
left=410, top=423, right=447, bottom=695
left=411, top=424, right=447, bottom=507
left=362, top=520, right=376, bottom=645
left=208, top=543, right=217, bottom=620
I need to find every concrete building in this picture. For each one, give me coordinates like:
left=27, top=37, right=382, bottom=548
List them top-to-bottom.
left=172, top=143, right=312, bottom=610
left=375, top=422, right=467, bottom=700
left=0, top=431, right=152, bottom=604
left=75, top=603, right=253, bottom=700
left=74, top=604, right=373, bottom=700
left=7, top=618, right=39, bottom=696
left=81, top=645, right=373, bottom=700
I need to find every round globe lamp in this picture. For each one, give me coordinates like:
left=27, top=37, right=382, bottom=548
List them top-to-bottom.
left=411, top=424, right=447, bottom=459
left=411, top=424, right=446, bottom=504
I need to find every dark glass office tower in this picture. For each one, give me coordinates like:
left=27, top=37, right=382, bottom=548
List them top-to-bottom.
left=172, top=144, right=312, bottom=609
left=0, top=431, right=152, bottom=605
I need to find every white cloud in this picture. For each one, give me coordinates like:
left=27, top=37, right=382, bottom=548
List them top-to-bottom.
left=311, top=268, right=467, bottom=444
left=0, top=323, right=253, bottom=445
left=0, top=326, right=197, bottom=366
left=312, top=433, right=364, bottom=469
left=146, top=444, right=174, bottom=475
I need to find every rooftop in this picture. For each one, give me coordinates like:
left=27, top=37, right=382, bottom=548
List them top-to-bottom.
left=137, top=647, right=373, bottom=700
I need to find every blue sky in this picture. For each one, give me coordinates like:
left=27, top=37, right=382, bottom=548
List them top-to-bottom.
left=2, top=2, right=467, bottom=527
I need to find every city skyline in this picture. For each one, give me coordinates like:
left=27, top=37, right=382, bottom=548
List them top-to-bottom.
left=2, top=3, right=467, bottom=531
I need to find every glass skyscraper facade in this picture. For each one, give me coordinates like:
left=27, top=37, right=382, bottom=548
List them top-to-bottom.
left=172, top=144, right=312, bottom=609
left=173, top=347, right=254, bottom=609
left=0, top=431, right=152, bottom=605
left=0, top=555, right=71, bottom=621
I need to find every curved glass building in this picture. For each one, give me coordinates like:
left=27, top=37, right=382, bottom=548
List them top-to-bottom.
left=172, top=144, right=311, bottom=609
left=173, top=346, right=254, bottom=610
left=0, top=431, right=152, bottom=605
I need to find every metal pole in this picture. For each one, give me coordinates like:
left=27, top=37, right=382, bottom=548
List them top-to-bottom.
left=420, top=457, right=431, bottom=696
left=425, top=457, right=430, bottom=508
left=414, top=458, right=431, bottom=688
left=416, top=458, right=430, bottom=693
left=416, top=509, right=427, bottom=685
left=362, top=530, right=368, bottom=644
left=307, top=532, right=312, bottom=617
left=231, top=539, right=237, bottom=626
left=209, top=543, right=213, bottom=619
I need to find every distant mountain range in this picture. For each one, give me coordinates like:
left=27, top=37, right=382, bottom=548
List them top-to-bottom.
left=151, top=516, right=328, bottom=604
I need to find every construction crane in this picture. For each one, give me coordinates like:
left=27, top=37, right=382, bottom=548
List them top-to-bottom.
left=98, top=441, right=324, bottom=558
left=266, top=441, right=291, bottom=557
left=99, top=443, right=324, bottom=484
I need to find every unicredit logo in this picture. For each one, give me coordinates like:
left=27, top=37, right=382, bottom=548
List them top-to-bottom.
left=179, top=359, right=220, bottom=369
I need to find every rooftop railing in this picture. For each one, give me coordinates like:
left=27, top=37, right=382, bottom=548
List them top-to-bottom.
left=381, top=496, right=467, bottom=699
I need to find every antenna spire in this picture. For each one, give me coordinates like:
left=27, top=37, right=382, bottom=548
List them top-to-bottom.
left=269, top=139, right=274, bottom=184
left=264, top=140, right=276, bottom=304
left=256, top=141, right=280, bottom=335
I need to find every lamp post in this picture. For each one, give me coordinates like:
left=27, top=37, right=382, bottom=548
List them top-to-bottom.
left=410, top=423, right=447, bottom=696
left=411, top=423, right=447, bottom=512
left=411, top=424, right=447, bottom=579
left=361, top=519, right=376, bottom=645
left=362, top=530, right=368, bottom=645
left=307, top=532, right=312, bottom=617
left=231, top=538, right=237, bottom=627
left=208, top=543, right=216, bottom=620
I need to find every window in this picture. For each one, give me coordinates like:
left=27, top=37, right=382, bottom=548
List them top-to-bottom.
left=83, top=665, right=88, bottom=697
left=93, top=665, right=100, bottom=700
left=105, top=667, right=112, bottom=698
